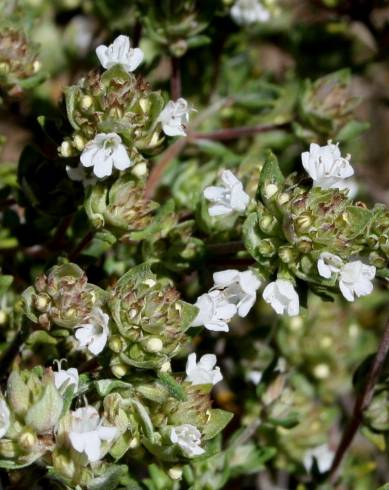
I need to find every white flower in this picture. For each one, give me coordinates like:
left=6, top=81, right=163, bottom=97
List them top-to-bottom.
left=231, top=0, right=271, bottom=25
left=96, top=35, right=143, bottom=72
left=158, top=98, right=191, bottom=137
left=80, top=133, right=132, bottom=178
left=301, top=142, right=354, bottom=190
left=66, top=164, right=97, bottom=187
left=203, top=170, right=250, bottom=217
left=317, top=252, right=343, bottom=279
left=338, top=260, right=376, bottom=302
left=212, top=269, right=261, bottom=317
left=262, top=279, right=299, bottom=316
left=191, top=290, right=237, bottom=332
left=75, top=308, right=109, bottom=355
left=185, top=353, right=223, bottom=386
left=54, top=364, right=79, bottom=393
left=247, top=370, right=263, bottom=385
left=0, top=399, right=10, bottom=439
left=68, top=406, right=118, bottom=462
left=170, top=424, right=205, bottom=457
left=303, top=444, right=334, bottom=474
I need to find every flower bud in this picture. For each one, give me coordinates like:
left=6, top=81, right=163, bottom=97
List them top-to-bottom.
left=80, top=95, right=93, bottom=111
left=73, top=134, right=85, bottom=151
left=59, top=141, right=74, bottom=158
left=263, top=184, right=278, bottom=200
left=34, top=293, right=50, bottom=312
left=0, top=311, right=7, bottom=325
left=109, top=335, right=125, bottom=353
left=144, top=337, right=163, bottom=353
left=111, top=363, right=128, bottom=378
left=312, top=363, right=330, bottom=379
left=19, top=429, right=37, bottom=451
left=168, top=466, right=183, bottom=480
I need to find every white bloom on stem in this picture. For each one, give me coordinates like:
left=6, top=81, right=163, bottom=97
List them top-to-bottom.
left=231, top=0, right=271, bottom=25
left=96, top=35, right=143, bottom=72
left=158, top=98, right=191, bottom=137
left=80, top=132, right=132, bottom=179
left=301, top=142, right=354, bottom=190
left=66, top=164, right=97, bottom=187
left=203, top=170, right=250, bottom=217
left=317, top=252, right=343, bottom=279
left=338, top=260, right=376, bottom=302
left=212, top=269, right=261, bottom=317
left=262, top=279, right=299, bottom=316
left=191, top=290, right=237, bottom=332
left=75, top=308, right=110, bottom=356
left=185, top=353, right=223, bottom=386
left=54, top=363, right=79, bottom=393
left=247, top=370, right=263, bottom=385
left=0, top=399, right=10, bottom=438
left=68, top=406, right=118, bottom=462
left=170, top=424, right=205, bottom=457
left=303, top=444, right=334, bottom=474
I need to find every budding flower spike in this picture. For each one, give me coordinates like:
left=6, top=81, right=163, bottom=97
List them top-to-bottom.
left=231, top=0, right=271, bottom=25
left=96, top=34, right=144, bottom=73
left=158, top=98, right=192, bottom=136
left=80, top=133, right=132, bottom=178
left=301, top=141, right=354, bottom=191
left=203, top=170, right=250, bottom=216
left=262, top=279, right=299, bottom=316
left=185, top=353, right=223, bottom=386
left=170, top=424, right=205, bottom=457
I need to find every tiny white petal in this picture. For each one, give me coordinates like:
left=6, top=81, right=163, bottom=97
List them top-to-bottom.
left=231, top=0, right=271, bottom=25
left=96, top=35, right=144, bottom=73
left=158, top=98, right=191, bottom=137
left=80, top=133, right=132, bottom=179
left=302, top=141, right=354, bottom=191
left=203, top=170, right=250, bottom=217
left=317, top=252, right=343, bottom=279
left=339, top=260, right=376, bottom=302
left=263, top=279, right=299, bottom=316
left=191, top=290, right=237, bottom=332
left=75, top=308, right=109, bottom=356
left=185, top=353, right=223, bottom=386
left=54, top=367, right=79, bottom=392
left=0, top=399, right=10, bottom=439
left=170, top=424, right=205, bottom=458
left=303, top=444, right=334, bottom=474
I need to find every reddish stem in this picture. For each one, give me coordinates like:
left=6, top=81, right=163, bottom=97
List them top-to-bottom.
left=171, top=57, right=182, bottom=101
left=329, top=321, right=389, bottom=481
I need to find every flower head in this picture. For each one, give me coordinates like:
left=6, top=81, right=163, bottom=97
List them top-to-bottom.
left=231, top=0, right=271, bottom=25
left=96, top=35, right=143, bottom=72
left=158, top=98, right=191, bottom=137
left=80, top=132, right=132, bottom=178
left=301, top=142, right=354, bottom=190
left=203, top=170, right=250, bottom=217
left=317, top=252, right=343, bottom=279
left=339, top=260, right=376, bottom=302
left=212, top=269, right=261, bottom=317
left=262, top=279, right=299, bottom=316
left=191, top=290, right=237, bottom=332
left=75, top=307, right=110, bottom=355
left=185, top=353, right=223, bottom=386
left=54, top=363, right=79, bottom=393
left=0, top=398, right=10, bottom=439
left=68, top=406, right=118, bottom=462
left=170, top=424, right=205, bottom=457
left=303, top=444, right=334, bottom=474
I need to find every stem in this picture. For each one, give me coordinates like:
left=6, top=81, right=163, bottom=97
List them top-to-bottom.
left=170, top=57, right=182, bottom=100
left=189, top=123, right=288, bottom=141
left=144, top=138, right=188, bottom=199
left=68, top=230, right=94, bottom=262
left=0, top=321, right=29, bottom=376
left=329, top=321, right=389, bottom=481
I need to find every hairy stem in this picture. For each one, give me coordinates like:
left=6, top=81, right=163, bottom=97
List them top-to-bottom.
left=171, top=57, right=182, bottom=101
left=68, top=230, right=95, bottom=262
left=329, top=321, right=389, bottom=481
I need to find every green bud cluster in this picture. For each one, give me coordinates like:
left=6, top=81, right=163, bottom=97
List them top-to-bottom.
left=0, top=26, right=43, bottom=96
left=61, top=66, right=165, bottom=163
left=85, top=175, right=159, bottom=237
left=22, top=263, right=105, bottom=330
left=108, top=264, right=198, bottom=371
left=0, top=367, right=65, bottom=467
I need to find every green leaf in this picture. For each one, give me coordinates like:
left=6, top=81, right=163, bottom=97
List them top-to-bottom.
left=259, top=151, right=285, bottom=205
left=0, top=275, right=13, bottom=294
left=26, top=330, right=58, bottom=347
left=157, top=372, right=187, bottom=401
left=95, top=379, right=132, bottom=397
left=26, top=383, right=63, bottom=433
left=132, top=399, right=155, bottom=441
left=202, top=409, right=233, bottom=440
left=87, top=464, right=129, bottom=490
